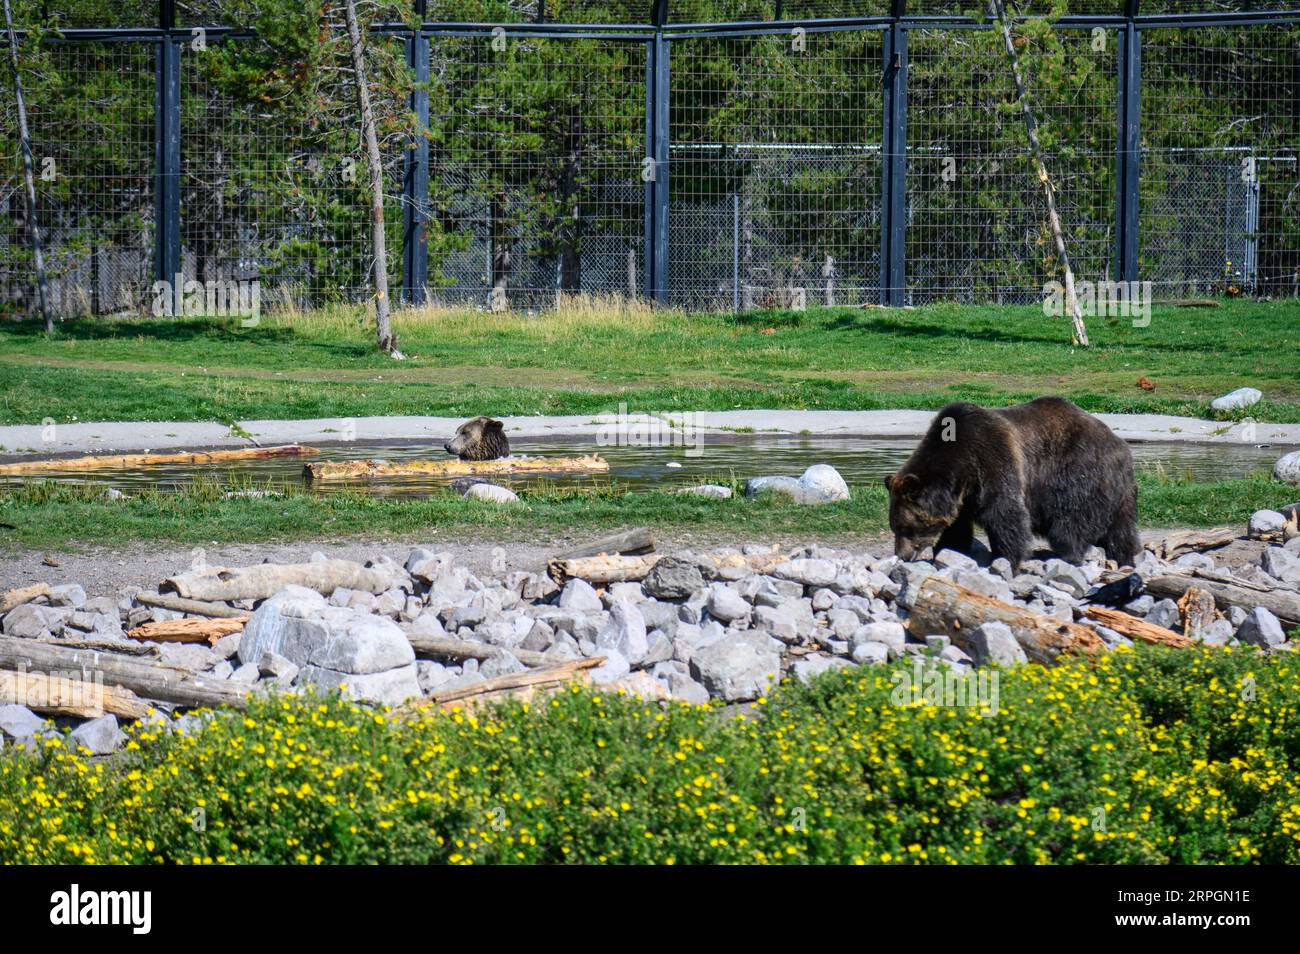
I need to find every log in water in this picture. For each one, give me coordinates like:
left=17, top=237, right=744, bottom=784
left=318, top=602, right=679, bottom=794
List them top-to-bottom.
left=304, top=454, right=609, bottom=482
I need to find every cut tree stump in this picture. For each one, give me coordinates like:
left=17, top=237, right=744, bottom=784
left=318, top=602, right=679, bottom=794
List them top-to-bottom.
left=0, top=444, right=317, bottom=475
left=305, top=454, right=608, bottom=482
left=162, top=558, right=407, bottom=601
left=906, top=577, right=1104, bottom=665
left=0, top=582, right=50, bottom=614
left=1177, top=587, right=1220, bottom=640
left=1083, top=606, right=1193, bottom=648
left=127, top=617, right=248, bottom=645
left=0, top=635, right=250, bottom=710
left=0, top=667, right=152, bottom=720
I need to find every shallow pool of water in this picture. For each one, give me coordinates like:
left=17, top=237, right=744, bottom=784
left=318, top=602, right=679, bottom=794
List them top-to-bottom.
left=0, top=434, right=1289, bottom=498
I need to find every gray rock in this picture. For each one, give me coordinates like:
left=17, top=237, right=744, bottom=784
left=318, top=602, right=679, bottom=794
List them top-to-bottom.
left=1211, top=387, right=1262, bottom=414
left=1272, top=451, right=1300, bottom=485
left=797, top=464, right=850, bottom=503
left=464, top=482, right=519, bottom=503
left=677, top=484, right=732, bottom=499
left=1249, top=509, right=1287, bottom=538
left=1262, top=546, right=1300, bottom=584
left=934, top=549, right=979, bottom=572
left=642, top=557, right=706, bottom=601
left=1044, top=560, right=1090, bottom=597
left=557, top=578, right=603, bottom=613
left=604, top=582, right=646, bottom=606
left=49, top=583, right=86, bottom=608
left=705, top=584, right=751, bottom=624
left=239, top=587, right=415, bottom=675
left=810, top=588, right=839, bottom=612
left=1124, top=595, right=1155, bottom=616
left=1145, top=598, right=1181, bottom=630
left=596, top=600, right=649, bottom=665
left=638, top=600, right=680, bottom=638
left=2, top=603, right=52, bottom=639
left=753, top=605, right=799, bottom=643
left=1237, top=607, right=1286, bottom=647
left=1198, top=618, right=1236, bottom=646
left=521, top=619, right=556, bottom=652
left=849, top=621, right=906, bottom=658
left=966, top=621, right=1028, bottom=666
left=644, top=630, right=674, bottom=665
left=212, top=632, right=242, bottom=660
left=689, top=632, right=780, bottom=702
left=925, top=634, right=951, bottom=652
left=851, top=642, right=890, bottom=665
left=158, top=643, right=218, bottom=671
left=588, top=649, right=631, bottom=685
left=258, top=651, right=300, bottom=681
left=480, top=651, right=526, bottom=678
left=792, top=654, right=853, bottom=685
left=211, top=660, right=234, bottom=680
left=415, top=661, right=454, bottom=694
left=229, top=662, right=261, bottom=685
left=297, top=663, right=422, bottom=706
left=0, top=704, right=46, bottom=741
left=68, top=714, right=125, bottom=755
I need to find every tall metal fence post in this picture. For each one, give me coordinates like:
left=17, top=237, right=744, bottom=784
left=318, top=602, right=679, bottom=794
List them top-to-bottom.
left=154, top=0, right=182, bottom=296
left=643, top=0, right=669, bottom=305
left=1115, top=3, right=1141, bottom=286
left=402, top=6, right=430, bottom=305
left=879, top=6, right=908, bottom=306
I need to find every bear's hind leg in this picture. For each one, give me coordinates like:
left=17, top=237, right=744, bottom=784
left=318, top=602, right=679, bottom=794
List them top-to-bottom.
left=1100, top=500, right=1141, bottom=567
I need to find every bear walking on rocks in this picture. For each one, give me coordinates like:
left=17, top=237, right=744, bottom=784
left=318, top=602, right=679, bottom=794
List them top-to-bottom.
left=885, top=397, right=1140, bottom=568
left=443, top=416, right=510, bottom=461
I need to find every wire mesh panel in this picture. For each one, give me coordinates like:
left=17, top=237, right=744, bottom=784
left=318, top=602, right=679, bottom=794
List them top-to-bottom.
left=906, top=25, right=1117, bottom=305
left=1139, top=26, right=1300, bottom=297
left=669, top=29, right=883, bottom=310
left=426, top=33, right=648, bottom=309
left=179, top=34, right=407, bottom=312
left=0, top=41, right=155, bottom=318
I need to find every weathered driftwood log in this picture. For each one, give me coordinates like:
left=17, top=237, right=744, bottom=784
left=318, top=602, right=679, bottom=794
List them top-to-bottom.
left=0, top=444, right=317, bottom=475
left=304, top=454, right=608, bottom=482
left=552, top=527, right=655, bottom=561
left=1150, top=527, right=1238, bottom=561
left=548, top=549, right=789, bottom=585
left=161, top=559, right=406, bottom=602
left=1143, top=573, right=1300, bottom=628
left=906, top=577, right=1104, bottom=665
left=0, top=582, right=50, bottom=614
left=1177, top=587, right=1220, bottom=640
left=134, top=592, right=249, bottom=619
left=1083, top=606, right=1193, bottom=648
left=127, top=617, right=247, bottom=645
left=406, top=634, right=551, bottom=669
left=0, top=635, right=249, bottom=710
left=397, top=657, right=603, bottom=715
left=0, top=668, right=152, bottom=720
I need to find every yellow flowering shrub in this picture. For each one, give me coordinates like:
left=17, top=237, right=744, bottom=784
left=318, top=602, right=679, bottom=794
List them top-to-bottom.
left=0, top=644, right=1296, bottom=864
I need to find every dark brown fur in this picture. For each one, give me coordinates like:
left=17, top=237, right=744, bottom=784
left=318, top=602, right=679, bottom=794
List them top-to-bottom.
left=885, top=397, right=1140, bottom=568
left=443, top=416, right=510, bottom=461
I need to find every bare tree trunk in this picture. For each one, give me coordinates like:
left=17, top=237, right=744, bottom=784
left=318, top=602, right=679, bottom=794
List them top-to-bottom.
left=3, top=0, right=52, bottom=333
left=342, top=0, right=402, bottom=358
left=988, top=0, right=1089, bottom=346
left=490, top=189, right=510, bottom=310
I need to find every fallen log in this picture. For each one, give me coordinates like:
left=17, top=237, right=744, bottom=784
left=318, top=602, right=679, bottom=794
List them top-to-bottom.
left=0, top=444, right=317, bottom=475
left=305, top=454, right=608, bottom=482
left=552, top=527, right=655, bottom=561
left=1150, top=527, right=1238, bottom=561
left=548, top=549, right=789, bottom=585
left=161, top=558, right=407, bottom=602
left=1144, top=573, right=1300, bottom=628
left=906, top=576, right=1104, bottom=665
left=0, top=582, right=50, bottom=614
left=133, top=592, right=248, bottom=619
left=1083, top=606, right=1193, bottom=648
left=127, top=616, right=247, bottom=645
left=406, top=634, right=551, bottom=669
left=0, top=635, right=250, bottom=710
left=397, top=657, right=604, bottom=716
left=0, top=668, right=152, bottom=720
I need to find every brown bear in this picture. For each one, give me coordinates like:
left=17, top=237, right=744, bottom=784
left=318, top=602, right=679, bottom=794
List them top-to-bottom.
left=885, top=397, right=1139, bottom=568
left=443, top=416, right=510, bottom=461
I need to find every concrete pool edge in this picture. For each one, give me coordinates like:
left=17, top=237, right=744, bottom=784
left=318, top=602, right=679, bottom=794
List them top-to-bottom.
left=1, top=409, right=1298, bottom=460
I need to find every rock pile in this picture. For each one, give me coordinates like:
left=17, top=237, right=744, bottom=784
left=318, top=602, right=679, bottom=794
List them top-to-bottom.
left=3, top=509, right=1299, bottom=756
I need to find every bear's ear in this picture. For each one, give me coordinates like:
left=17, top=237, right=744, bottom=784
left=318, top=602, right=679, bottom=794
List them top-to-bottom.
left=487, top=418, right=504, bottom=431
left=887, top=473, right=918, bottom=496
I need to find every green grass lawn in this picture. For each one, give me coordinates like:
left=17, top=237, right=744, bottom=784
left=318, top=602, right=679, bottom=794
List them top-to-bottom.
left=1, top=297, right=1297, bottom=425
left=1, top=473, right=1293, bottom=551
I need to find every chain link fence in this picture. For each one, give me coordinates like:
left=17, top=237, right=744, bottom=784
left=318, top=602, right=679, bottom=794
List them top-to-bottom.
left=1, top=3, right=1297, bottom=315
